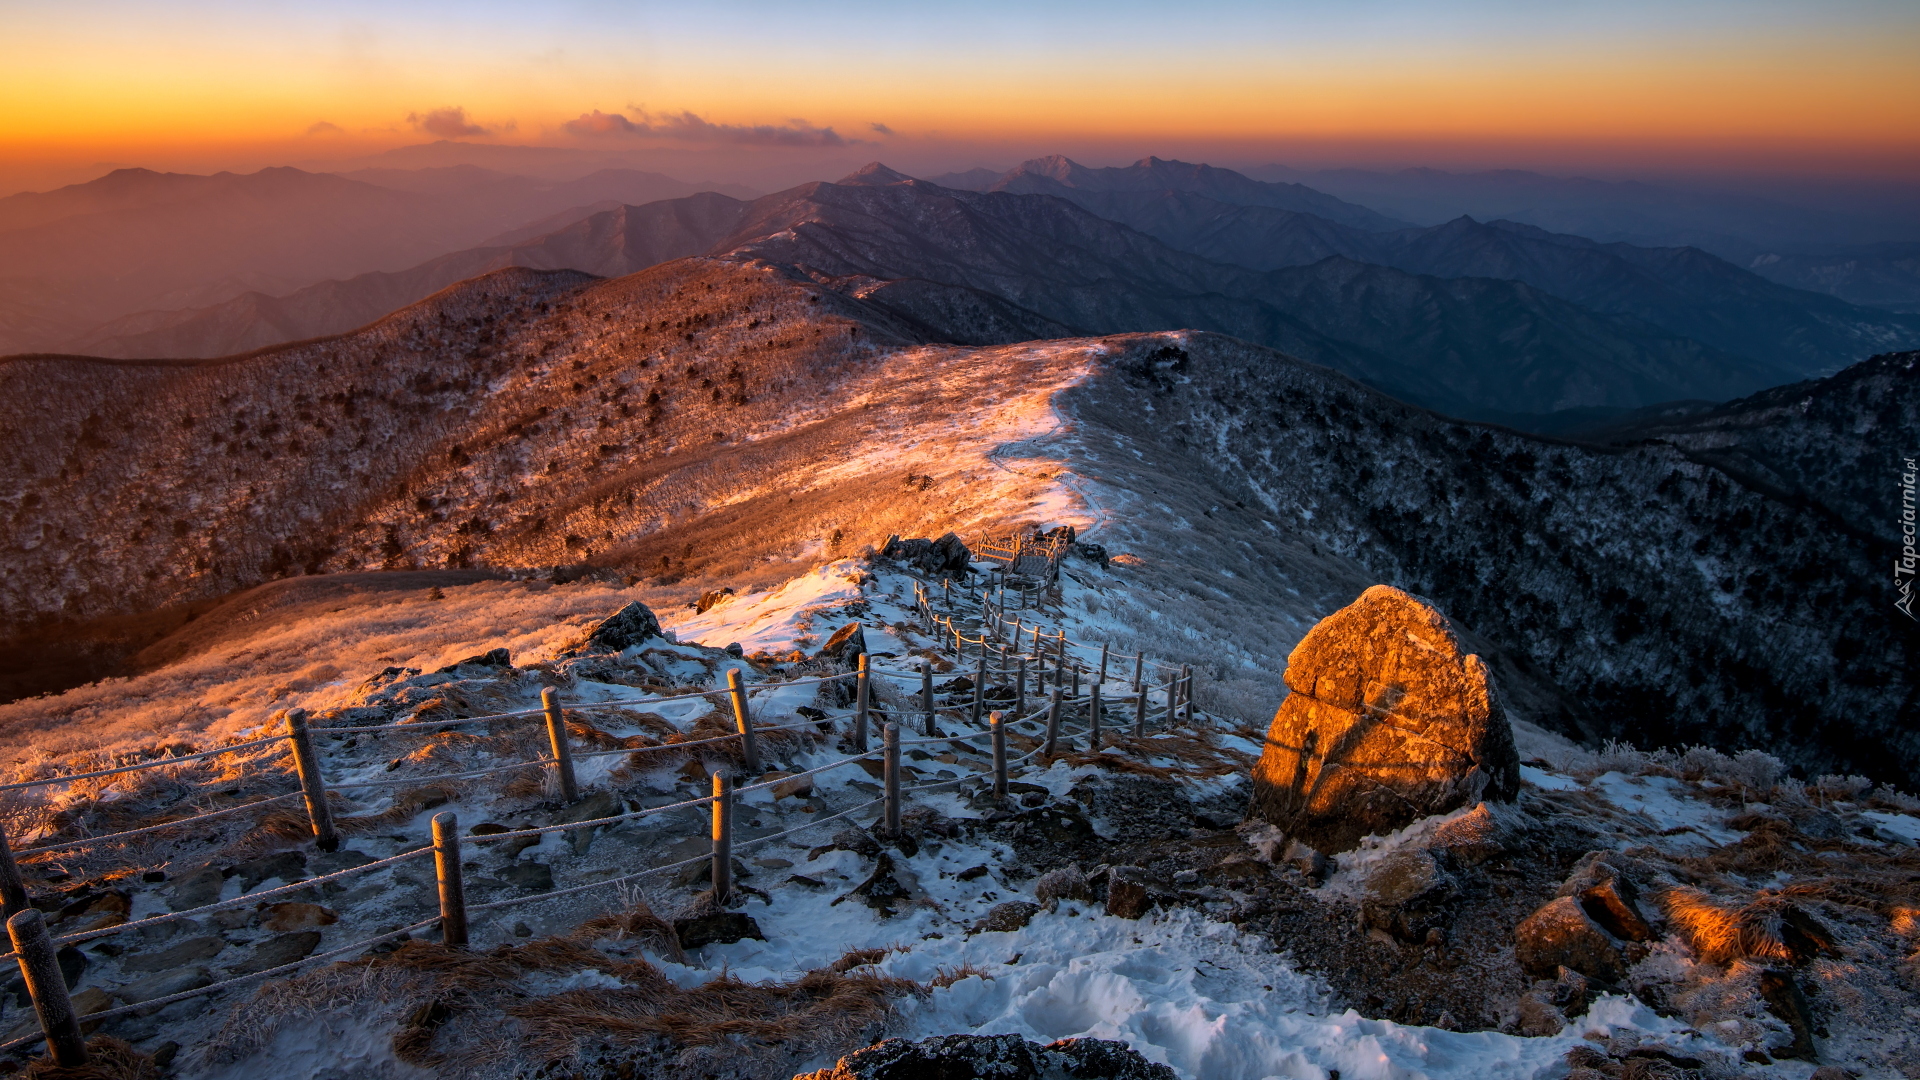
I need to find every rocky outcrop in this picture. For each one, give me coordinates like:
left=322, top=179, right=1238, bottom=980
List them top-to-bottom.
left=880, top=533, right=972, bottom=578
left=1248, top=585, right=1521, bottom=855
left=566, top=601, right=663, bottom=655
left=795, top=1033, right=1178, bottom=1080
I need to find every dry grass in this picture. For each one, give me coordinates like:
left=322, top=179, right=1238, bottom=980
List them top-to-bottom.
left=1661, top=887, right=1837, bottom=966
left=204, top=897, right=923, bottom=1079
left=22, top=1036, right=160, bottom=1079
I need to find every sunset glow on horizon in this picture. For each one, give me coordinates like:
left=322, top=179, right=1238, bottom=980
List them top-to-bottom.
left=3, top=0, right=1918, bottom=192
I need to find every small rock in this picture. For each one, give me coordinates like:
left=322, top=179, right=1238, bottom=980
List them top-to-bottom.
left=695, top=589, right=735, bottom=614
left=816, top=622, right=868, bottom=663
left=436, top=647, right=511, bottom=673
left=765, top=772, right=814, bottom=800
left=1429, top=802, right=1513, bottom=867
left=1237, top=821, right=1287, bottom=863
left=469, top=823, right=511, bottom=836
left=1282, top=839, right=1331, bottom=881
left=308, top=848, right=378, bottom=875
left=1361, top=849, right=1458, bottom=942
left=232, top=850, right=307, bottom=892
left=834, top=852, right=911, bottom=916
left=1556, top=854, right=1654, bottom=943
left=673, top=857, right=750, bottom=889
left=754, top=858, right=794, bottom=870
left=498, top=862, right=555, bottom=893
left=956, top=865, right=990, bottom=882
left=167, top=867, right=225, bottom=911
left=1105, top=867, right=1152, bottom=919
left=141, top=870, right=167, bottom=884
left=787, top=875, right=827, bottom=889
left=1514, top=895, right=1627, bottom=982
left=260, top=902, right=338, bottom=932
left=977, top=902, right=1041, bottom=933
left=674, top=912, right=764, bottom=950
left=512, top=922, right=533, bottom=938
left=226, top=931, right=321, bottom=975
left=122, top=935, right=225, bottom=974
left=114, top=967, right=213, bottom=1015
left=1758, top=968, right=1816, bottom=1060
left=70, top=987, right=112, bottom=1033
left=1513, top=993, right=1565, bottom=1036
left=795, top=1033, right=1175, bottom=1080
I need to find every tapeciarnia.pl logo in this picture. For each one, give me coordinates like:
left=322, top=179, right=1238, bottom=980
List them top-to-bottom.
left=1900, top=456, right=1918, bottom=621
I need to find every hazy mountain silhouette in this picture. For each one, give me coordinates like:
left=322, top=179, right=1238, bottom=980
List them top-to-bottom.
left=980, top=155, right=1409, bottom=232
left=0, top=165, right=755, bottom=354
left=998, top=184, right=1919, bottom=378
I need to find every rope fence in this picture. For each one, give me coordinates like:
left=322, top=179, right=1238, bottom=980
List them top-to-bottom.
left=0, top=565, right=1216, bottom=1067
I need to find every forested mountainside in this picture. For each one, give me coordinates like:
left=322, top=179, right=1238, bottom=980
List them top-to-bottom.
left=1068, top=337, right=1918, bottom=781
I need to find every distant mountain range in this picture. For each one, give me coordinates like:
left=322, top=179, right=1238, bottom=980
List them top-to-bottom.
left=14, top=155, right=1920, bottom=429
left=0, top=165, right=757, bottom=354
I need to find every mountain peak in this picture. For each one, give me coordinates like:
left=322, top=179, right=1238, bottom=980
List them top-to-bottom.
left=837, top=162, right=916, bottom=187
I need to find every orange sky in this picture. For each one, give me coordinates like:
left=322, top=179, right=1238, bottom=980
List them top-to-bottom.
left=2, top=1, right=1916, bottom=193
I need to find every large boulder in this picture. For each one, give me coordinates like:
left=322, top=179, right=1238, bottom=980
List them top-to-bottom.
left=881, top=533, right=971, bottom=578
left=1248, top=585, right=1521, bottom=855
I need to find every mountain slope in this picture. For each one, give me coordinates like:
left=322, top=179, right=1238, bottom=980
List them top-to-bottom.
left=2, top=261, right=1907, bottom=780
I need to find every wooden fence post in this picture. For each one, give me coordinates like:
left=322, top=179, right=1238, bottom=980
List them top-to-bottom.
left=942, top=578, right=951, bottom=611
left=1055, top=630, right=1067, bottom=686
left=1099, top=643, right=1109, bottom=684
left=966, top=652, right=982, bottom=725
left=1132, top=652, right=1143, bottom=694
left=853, top=654, right=871, bottom=754
left=1015, top=655, right=1027, bottom=718
left=921, top=660, right=936, bottom=737
left=1071, top=664, right=1081, bottom=698
left=1180, top=665, right=1195, bottom=725
left=728, top=669, right=760, bottom=776
left=1164, top=677, right=1179, bottom=728
left=1089, top=680, right=1102, bottom=747
left=1134, top=681, right=1148, bottom=737
left=541, top=687, right=580, bottom=804
left=1043, top=688, right=1062, bottom=757
left=285, top=709, right=339, bottom=852
left=989, top=712, right=1008, bottom=802
left=883, top=723, right=901, bottom=835
left=711, top=772, right=732, bottom=904
left=432, top=812, right=468, bottom=947
left=0, top=832, right=30, bottom=920
left=8, top=909, right=86, bottom=1066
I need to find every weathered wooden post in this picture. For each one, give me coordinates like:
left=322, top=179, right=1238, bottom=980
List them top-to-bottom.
left=942, top=578, right=951, bottom=611
left=1055, top=630, right=1067, bottom=686
left=1099, top=643, right=1109, bottom=685
left=1132, top=652, right=1144, bottom=694
left=970, top=653, right=986, bottom=726
left=852, top=655, right=871, bottom=755
left=1015, top=655, right=1028, bottom=718
left=921, top=660, right=935, bottom=737
left=1071, top=664, right=1081, bottom=698
left=1180, top=665, right=1195, bottom=725
left=728, top=668, right=761, bottom=775
left=1164, top=677, right=1179, bottom=728
left=1089, top=680, right=1102, bottom=747
left=1134, top=681, right=1148, bottom=737
left=541, top=687, right=580, bottom=804
left=1043, top=688, right=1062, bottom=757
left=285, top=709, right=339, bottom=852
left=989, top=712, right=1008, bottom=802
left=883, top=723, right=901, bottom=835
left=711, top=772, right=732, bottom=904
left=432, top=812, right=468, bottom=947
left=0, top=832, right=30, bottom=920
left=8, top=909, right=85, bottom=1066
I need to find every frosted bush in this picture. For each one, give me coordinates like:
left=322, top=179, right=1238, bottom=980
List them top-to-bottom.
left=1674, top=745, right=1732, bottom=781
left=1726, top=749, right=1784, bottom=797
left=1813, top=774, right=1873, bottom=803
